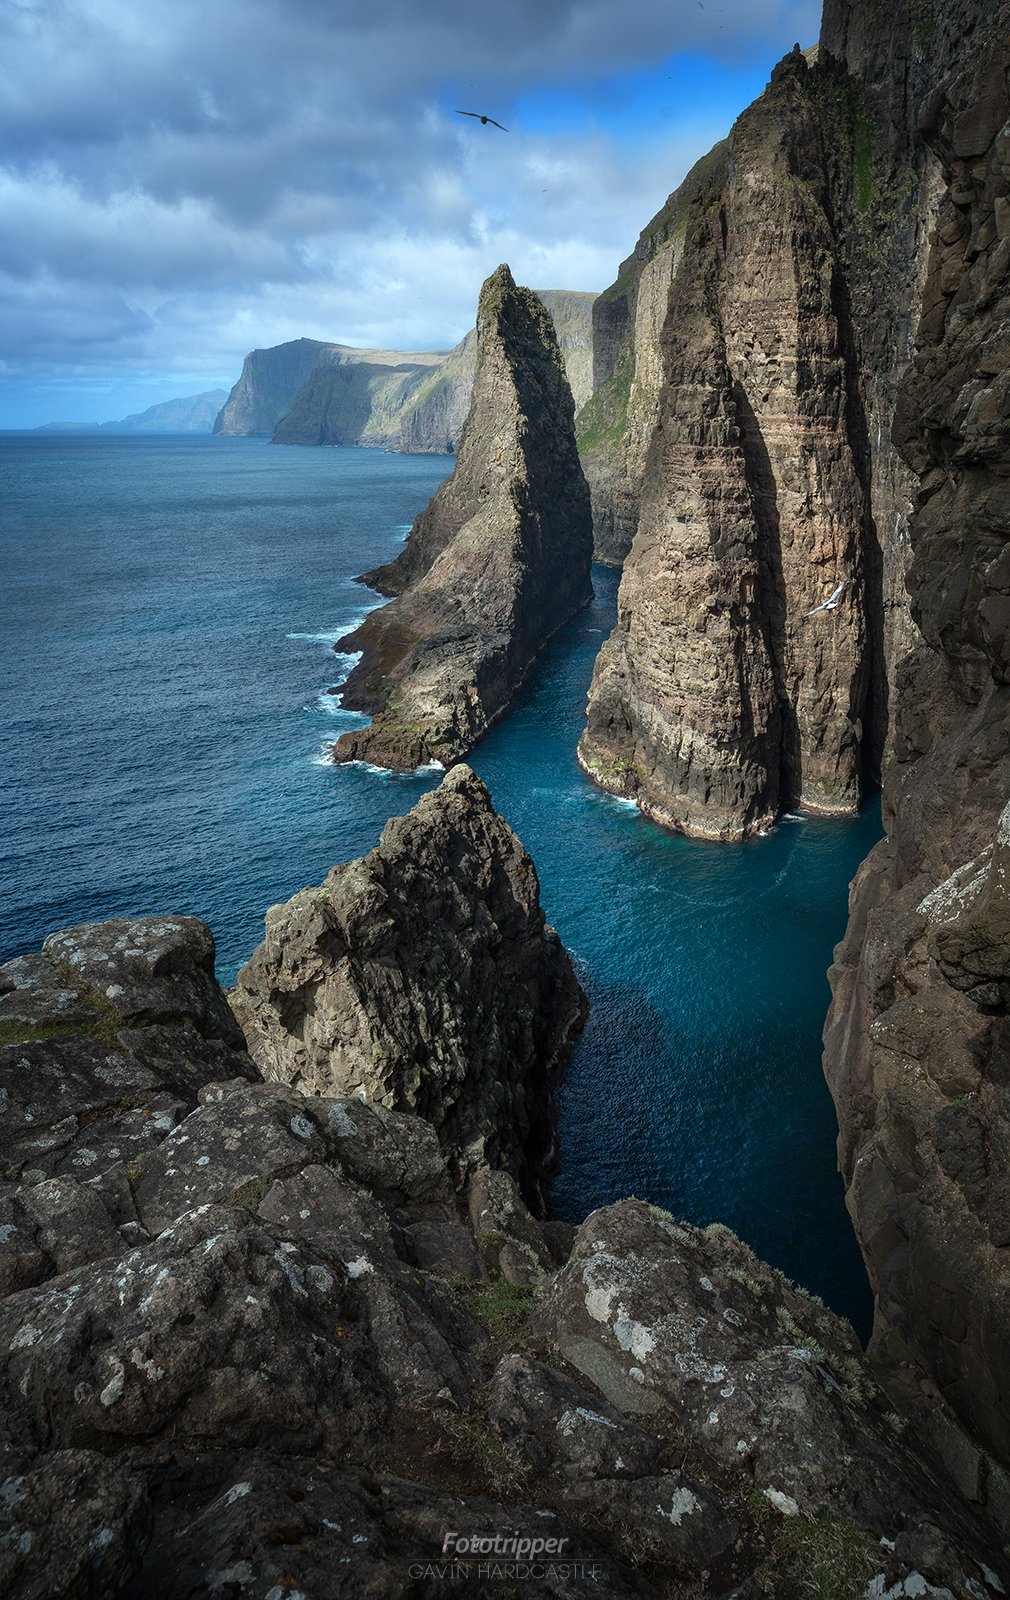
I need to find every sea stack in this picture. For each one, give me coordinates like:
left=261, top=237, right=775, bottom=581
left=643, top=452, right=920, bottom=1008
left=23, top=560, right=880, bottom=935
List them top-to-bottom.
left=577, top=48, right=876, bottom=839
left=330, top=263, right=594, bottom=771
left=230, top=764, right=585, bottom=1212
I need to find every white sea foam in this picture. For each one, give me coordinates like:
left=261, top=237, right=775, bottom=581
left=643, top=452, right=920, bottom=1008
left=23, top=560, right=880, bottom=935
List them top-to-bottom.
left=285, top=608, right=379, bottom=646
left=314, top=689, right=350, bottom=716
left=336, top=758, right=446, bottom=779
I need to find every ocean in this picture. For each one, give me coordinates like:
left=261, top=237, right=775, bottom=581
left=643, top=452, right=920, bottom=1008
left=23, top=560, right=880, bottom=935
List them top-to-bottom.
left=1, top=432, right=878, bottom=1335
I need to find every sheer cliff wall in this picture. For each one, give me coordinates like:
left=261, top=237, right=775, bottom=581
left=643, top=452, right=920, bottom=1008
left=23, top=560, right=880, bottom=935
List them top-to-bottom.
left=823, top=1, right=1010, bottom=1520
left=578, top=2, right=979, bottom=840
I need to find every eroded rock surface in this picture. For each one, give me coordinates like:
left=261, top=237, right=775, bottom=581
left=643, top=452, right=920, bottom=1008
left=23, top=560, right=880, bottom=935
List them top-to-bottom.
left=330, top=263, right=593, bottom=771
left=231, top=765, right=585, bottom=1211
left=532, top=1201, right=1006, bottom=1591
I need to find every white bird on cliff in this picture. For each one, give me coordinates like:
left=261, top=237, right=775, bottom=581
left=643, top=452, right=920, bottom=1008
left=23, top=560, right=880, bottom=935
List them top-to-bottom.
left=803, top=581, right=846, bottom=618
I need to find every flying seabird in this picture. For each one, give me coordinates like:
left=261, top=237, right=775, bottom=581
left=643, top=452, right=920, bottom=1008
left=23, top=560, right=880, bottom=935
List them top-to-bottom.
left=455, top=110, right=509, bottom=131
left=803, top=580, right=846, bottom=618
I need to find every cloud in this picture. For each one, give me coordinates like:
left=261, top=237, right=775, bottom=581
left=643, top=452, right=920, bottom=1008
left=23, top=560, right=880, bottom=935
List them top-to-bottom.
left=0, top=0, right=821, bottom=424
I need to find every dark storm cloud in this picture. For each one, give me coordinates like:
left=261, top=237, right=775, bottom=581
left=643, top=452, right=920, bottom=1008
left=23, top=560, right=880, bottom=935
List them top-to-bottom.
left=0, top=0, right=819, bottom=422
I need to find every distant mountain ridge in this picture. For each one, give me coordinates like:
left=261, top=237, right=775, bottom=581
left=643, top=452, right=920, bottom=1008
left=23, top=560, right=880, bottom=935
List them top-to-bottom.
left=214, top=292, right=597, bottom=454
left=36, top=390, right=230, bottom=434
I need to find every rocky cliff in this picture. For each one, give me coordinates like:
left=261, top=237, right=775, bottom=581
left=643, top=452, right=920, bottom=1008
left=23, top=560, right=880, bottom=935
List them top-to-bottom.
left=577, top=0, right=989, bottom=839
left=823, top=0, right=1010, bottom=1525
left=580, top=47, right=884, bottom=838
left=575, top=141, right=729, bottom=567
left=329, top=264, right=594, bottom=772
left=214, top=293, right=596, bottom=454
left=212, top=337, right=451, bottom=441
left=214, top=338, right=369, bottom=436
left=271, top=357, right=453, bottom=450
left=231, top=765, right=585, bottom=1214
left=3, top=889, right=1007, bottom=1597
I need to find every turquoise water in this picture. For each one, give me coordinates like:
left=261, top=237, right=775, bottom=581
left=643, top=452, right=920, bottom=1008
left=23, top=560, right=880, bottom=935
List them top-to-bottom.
left=1, top=434, right=876, bottom=1334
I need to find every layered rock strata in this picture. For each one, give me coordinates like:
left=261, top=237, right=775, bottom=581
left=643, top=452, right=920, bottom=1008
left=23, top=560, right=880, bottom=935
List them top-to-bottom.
left=577, top=0, right=1003, bottom=838
left=824, top=0, right=1010, bottom=1526
left=580, top=48, right=874, bottom=837
left=575, top=141, right=729, bottom=567
left=330, top=264, right=593, bottom=771
left=231, top=765, right=585, bottom=1213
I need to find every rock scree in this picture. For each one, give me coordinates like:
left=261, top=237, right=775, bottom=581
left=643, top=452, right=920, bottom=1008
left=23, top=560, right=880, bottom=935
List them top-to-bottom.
left=329, top=263, right=594, bottom=772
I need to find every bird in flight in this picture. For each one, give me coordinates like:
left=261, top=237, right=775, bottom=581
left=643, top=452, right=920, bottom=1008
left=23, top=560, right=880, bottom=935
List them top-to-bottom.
left=455, top=110, right=509, bottom=131
left=803, top=581, right=846, bottom=617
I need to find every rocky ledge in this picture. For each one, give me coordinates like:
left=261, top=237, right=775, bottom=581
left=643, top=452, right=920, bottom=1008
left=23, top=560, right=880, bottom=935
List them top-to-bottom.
left=329, top=264, right=594, bottom=772
left=2, top=776, right=1009, bottom=1597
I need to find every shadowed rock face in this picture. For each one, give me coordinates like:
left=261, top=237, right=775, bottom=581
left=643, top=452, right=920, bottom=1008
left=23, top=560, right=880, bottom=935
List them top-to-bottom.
left=823, top=2, right=1010, bottom=1515
left=329, top=264, right=593, bottom=773
left=230, top=765, right=585, bottom=1213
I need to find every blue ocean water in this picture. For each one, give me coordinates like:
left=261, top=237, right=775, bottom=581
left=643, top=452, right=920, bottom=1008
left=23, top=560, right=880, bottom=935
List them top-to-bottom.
left=1, top=434, right=877, bottom=1335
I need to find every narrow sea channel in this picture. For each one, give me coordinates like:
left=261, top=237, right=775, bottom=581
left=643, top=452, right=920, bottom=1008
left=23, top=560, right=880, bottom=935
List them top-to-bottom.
left=1, top=434, right=876, bottom=1334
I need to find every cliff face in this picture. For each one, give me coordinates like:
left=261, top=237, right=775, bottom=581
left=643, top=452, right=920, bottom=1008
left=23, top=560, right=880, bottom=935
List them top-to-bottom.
left=578, top=0, right=994, bottom=839
left=824, top=4, right=1010, bottom=1512
left=580, top=49, right=887, bottom=838
left=576, top=142, right=729, bottom=566
left=330, top=264, right=593, bottom=772
left=214, top=293, right=596, bottom=454
left=212, top=336, right=450, bottom=442
left=213, top=337, right=351, bottom=435
left=271, top=358, right=447, bottom=449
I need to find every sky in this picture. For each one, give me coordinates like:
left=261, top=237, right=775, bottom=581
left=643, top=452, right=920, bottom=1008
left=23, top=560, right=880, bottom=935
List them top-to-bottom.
left=0, top=0, right=821, bottom=427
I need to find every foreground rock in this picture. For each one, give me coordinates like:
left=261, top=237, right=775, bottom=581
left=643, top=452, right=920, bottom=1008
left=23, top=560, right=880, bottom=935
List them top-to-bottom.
left=330, top=263, right=593, bottom=771
left=231, top=765, right=584, bottom=1212
left=2, top=911, right=1007, bottom=1597
left=529, top=1201, right=1007, bottom=1592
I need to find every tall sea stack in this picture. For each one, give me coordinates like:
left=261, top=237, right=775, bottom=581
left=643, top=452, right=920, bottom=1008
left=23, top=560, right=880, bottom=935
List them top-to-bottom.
left=330, top=264, right=594, bottom=772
